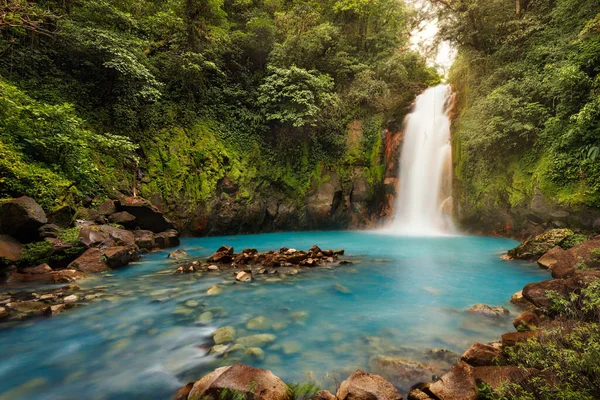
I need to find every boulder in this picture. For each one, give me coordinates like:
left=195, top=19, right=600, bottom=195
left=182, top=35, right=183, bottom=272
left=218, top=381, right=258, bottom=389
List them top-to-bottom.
left=0, top=196, right=47, bottom=242
left=117, top=197, right=174, bottom=233
left=97, top=199, right=117, bottom=216
left=46, top=205, right=75, bottom=228
left=108, top=211, right=137, bottom=229
left=38, top=224, right=60, bottom=238
left=78, top=225, right=136, bottom=249
left=78, top=226, right=108, bottom=248
left=507, top=228, right=573, bottom=261
left=134, top=230, right=155, bottom=251
left=154, top=230, right=180, bottom=249
left=0, top=234, right=23, bottom=263
left=103, top=246, right=138, bottom=268
left=537, top=246, right=567, bottom=270
left=68, top=248, right=111, bottom=273
left=168, top=249, right=189, bottom=260
left=22, top=264, right=52, bottom=274
left=5, top=269, right=86, bottom=284
left=236, top=270, right=252, bottom=282
left=522, top=279, right=569, bottom=309
left=510, top=290, right=534, bottom=309
left=5, top=301, right=49, bottom=318
left=466, top=304, right=510, bottom=317
left=513, top=311, right=540, bottom=331
left=213, top=326, right=236, bottom=345
left=501, top=331, right=539, bottom=347
left=235, top=334, right=276, bottom=348
left=460, top=343, right=504, bottom=367
left=369, top=355, right=436, bottom=388
left=428, top=361, right=477, bottom=400
left=187, top=364, right=289, bottom=400
left=472, top=366, right=534, bottom=390
left=336, top=370, right=403, bottom=400
left=174, top=382, right=194, bottom=400
left=312, top=390, right=336, bottom=400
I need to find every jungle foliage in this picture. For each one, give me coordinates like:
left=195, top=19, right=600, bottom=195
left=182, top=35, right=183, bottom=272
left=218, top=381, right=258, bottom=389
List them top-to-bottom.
left=0, top=0, right=438, bottom=213
left=440, top=0, right=600, bottom=211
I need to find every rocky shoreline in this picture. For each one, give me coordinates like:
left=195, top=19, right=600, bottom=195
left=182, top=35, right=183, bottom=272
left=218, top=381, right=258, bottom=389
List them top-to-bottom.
left=0, top=195, right=180, bottom=324
left=174, top=228, right=600, bottom=400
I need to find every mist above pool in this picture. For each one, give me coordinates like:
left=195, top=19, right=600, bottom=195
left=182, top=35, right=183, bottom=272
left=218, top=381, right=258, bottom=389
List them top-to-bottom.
left=0, top=231, right=548, bottom=399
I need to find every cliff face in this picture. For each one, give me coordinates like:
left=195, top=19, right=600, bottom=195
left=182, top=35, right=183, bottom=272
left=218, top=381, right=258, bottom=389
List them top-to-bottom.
left=143, top=121, right=405, bottom=236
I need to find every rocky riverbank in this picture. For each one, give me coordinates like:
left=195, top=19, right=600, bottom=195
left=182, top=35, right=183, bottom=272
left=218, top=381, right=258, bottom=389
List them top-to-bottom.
left=0, top=195, right=180, bottom=324
left=172, top=228, right=600, bottom=400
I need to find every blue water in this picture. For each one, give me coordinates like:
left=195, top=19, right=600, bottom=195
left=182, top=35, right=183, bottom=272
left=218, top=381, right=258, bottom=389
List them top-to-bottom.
left=0, top=231, right=548, bottom=399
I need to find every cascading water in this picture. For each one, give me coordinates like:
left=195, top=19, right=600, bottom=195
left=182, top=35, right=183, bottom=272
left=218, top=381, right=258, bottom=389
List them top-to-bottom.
left=390, top=84, right=456, bottom=235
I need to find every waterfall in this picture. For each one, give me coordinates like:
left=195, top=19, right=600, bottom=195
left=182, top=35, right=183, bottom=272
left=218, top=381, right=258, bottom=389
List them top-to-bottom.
left=390, top=84, right=456, bottom=235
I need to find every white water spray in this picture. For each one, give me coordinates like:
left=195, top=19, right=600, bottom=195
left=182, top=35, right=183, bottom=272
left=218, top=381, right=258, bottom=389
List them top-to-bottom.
left=390, top=84, right=455, bottom=235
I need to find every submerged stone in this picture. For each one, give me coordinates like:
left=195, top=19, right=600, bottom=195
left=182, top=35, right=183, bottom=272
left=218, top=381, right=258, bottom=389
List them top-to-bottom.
left=213, top=326, right=236, bottom=345
left=235, top=334, right=276, bottom=348
left=244, top=347, right=265, bottom=360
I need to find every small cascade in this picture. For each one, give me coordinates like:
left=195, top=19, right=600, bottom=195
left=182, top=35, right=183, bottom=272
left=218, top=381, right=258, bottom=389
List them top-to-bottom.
left=390, top=84, right=456, bottom=235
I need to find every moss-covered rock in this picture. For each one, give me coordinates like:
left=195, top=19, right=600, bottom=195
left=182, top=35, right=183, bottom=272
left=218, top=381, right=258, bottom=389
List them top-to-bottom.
left=507, top=229, right=574, bottom=261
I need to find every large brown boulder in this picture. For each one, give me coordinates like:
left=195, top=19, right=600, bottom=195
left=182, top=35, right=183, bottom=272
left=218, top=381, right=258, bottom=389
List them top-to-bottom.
left=0, top=196, right=47, bottom=242
left=117, top=197, right=174, bottom=233
left=46, top=205, right=75, bottom=228
left=108, top=212, right=137, bottom=229
left=79, top=225, right=136, bottom=249
left=507, top=228, right=573, bottom=261
left=134, top=230, right=155, bottom=251
left=154, top=230, right=180, bottom=249
left=0, top=234, right=23, bottom=263
left=103, top=246, right=138, bottom=268
left=68, top=248, right=111, bottom=273
left=522, top=279, right=570, bottom=309
left=460, top=343, right=504, bottom=367
left=428, top=361, right=477, bottom=400
left=187, top=364, right=289, bottom=400
left=336, top=370, right=403, bottom=400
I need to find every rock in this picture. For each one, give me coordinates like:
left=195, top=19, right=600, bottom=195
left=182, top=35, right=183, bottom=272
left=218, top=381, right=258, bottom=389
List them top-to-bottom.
left=0, top=197, right=48, bottom=243
left=117, top=197, right=174, bottom=233
left=97, top=200, right=117, bottom=216
left=46, top=205, right=74, bottom=228
left=108, top=211, right=137, bottom=229
left=38, top=224, right=60, bottom=238
left=78, top=225, right=136, bottom=249
left=78, top=226, right=108, bottom=248
left=507, top=228, right=574, bottom=261
left=134, top=230, right=155, bottom=251
left=154, top=230, right=180, bottom=249
left=0, top=234, right=23, bottom=263
left=208, top=245, right=235, bottom=263
left=103, top=246, right=138, bottom=268
left=537, top=246, right=566, bottom=269
left=68, top=248, right=110, bottom=273
left=168, top=249, right=189, bottom=260
left=22, top=264, right=52, bottom=274
left=207, top=265, right=220, bottom=271
left=236, top=270, right=252, bottom=282
left=522, top=279, right=569, bottom=309
left=335, top=283, right=352, bottom=294
left=206, top=285, right=222, bottom=296
left=510, top=290, right=533, bottom=309
left=63, top=295, right=78, bottom=303
left=5, top=301, right=49, bottom=318
left=45, top=304, right=66, bottom=316
left=466, top=304, right=510, bottom=317
left=0, top=307, right=8, bottom=319
left=513, top=311, right=540, bottom=331
left=196, top=312, right=213, bottom=325
left=246, top=316, right=269, bottom=330
left=213, top=326, right=236, bottom=345
left=501, top=331, right=539, bottom=347
left=236, top=334, right=277, bottom=348
left=282, top=341, right=301, bottom=354
left=461, top=343, right=504, bottom=367
left=209, top=344, right=228, bottom=355
left=226, top=344, right=246, bottom=357
left=244, top=347, right=265, bottom=360
left=426, top=348, right=459, bottom=364
left=369, top=355, right=436, bottom=387
left=428, top=361, right=477, bottom=400
left=188, top=364, right=289, bottom=400
left=188, top=364, right=288, bottom=400
left=473, top=366, right=535, bottom=390
left=336, top=370, right=403, bottom=400
left=174, top=382, right=194, bottom=400
left=407, top=388, right=435, bottom=400
left=313, top=390, right=336, bottom=400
